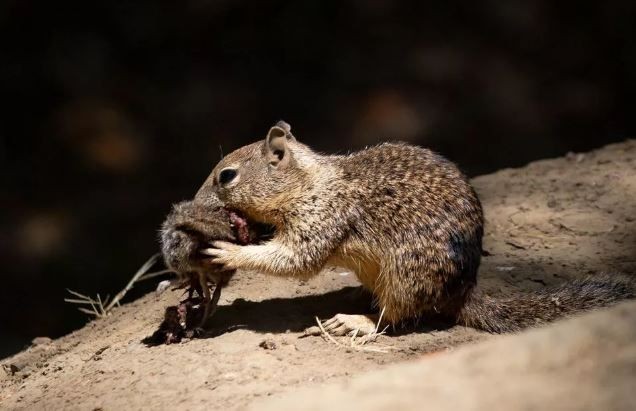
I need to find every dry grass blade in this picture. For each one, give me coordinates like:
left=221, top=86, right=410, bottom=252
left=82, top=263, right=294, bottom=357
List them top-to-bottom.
left=65, top=253, right=162, bottom=318
left=103, top=253, right=161, bottom=313
left=138, top=269, right=173, bottom=282
left=65, top=288, right=106, bottom=317
left=65, top=289, right=94, bottom=300
left=96, top=294, right=104, bottom=316
left=63, top=298, right=97, bottom=305
left=375, top=306, right=386, bottom=334
left=77, top=307, right=99, bottom=316
left=349, top=307, right=393, bottom=349
left=314, top=316, right=343, bottom=347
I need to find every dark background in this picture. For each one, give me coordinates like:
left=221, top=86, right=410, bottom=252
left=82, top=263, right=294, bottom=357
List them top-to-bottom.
left=1, top=0, right=635, bottom=358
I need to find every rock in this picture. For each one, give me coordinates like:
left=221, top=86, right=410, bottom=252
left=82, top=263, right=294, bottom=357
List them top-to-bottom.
left=32, top=337, right=52, bottom=346
left=259, top=339, right=277, bottom=350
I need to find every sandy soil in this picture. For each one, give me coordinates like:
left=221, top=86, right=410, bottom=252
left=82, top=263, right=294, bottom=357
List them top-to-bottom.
left=1, top=140, right=634, bottom=410
left=257, top=300, right=636, bottom=411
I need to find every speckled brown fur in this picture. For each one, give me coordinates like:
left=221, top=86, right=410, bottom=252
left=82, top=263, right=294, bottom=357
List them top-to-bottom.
left=184, top=121, right=635, bottom=332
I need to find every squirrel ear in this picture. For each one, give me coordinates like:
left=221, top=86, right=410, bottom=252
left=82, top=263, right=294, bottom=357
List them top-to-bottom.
left=273, top=120, right=295, bottom=140
left=265, top=122, right=294, bottom=168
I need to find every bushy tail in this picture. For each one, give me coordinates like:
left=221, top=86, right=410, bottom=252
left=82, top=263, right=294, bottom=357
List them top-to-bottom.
left=457, top=273, right=636, bottom=333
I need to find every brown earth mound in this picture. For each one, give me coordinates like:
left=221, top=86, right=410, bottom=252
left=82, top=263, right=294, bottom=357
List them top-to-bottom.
left=1, top=140, right=634, bottom=410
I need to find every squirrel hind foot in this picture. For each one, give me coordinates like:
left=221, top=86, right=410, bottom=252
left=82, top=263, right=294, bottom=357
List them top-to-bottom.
left=304, top=313, right=379, bottom=337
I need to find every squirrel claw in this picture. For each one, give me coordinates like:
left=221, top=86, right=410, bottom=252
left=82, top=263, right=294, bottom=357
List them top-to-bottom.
left=199, top=241, right=241, bottom=270
left=200, top=248, right=221, bottom=256
left=301, top=325, right=322, bottom=337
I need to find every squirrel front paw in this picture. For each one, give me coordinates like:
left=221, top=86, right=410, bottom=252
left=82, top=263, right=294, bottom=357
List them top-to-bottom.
left=200, top=241, right=242, bottom=270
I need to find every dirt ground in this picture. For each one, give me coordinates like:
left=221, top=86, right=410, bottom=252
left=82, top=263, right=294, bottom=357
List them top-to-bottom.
left=1, top=140, right=635, bottom=410
left=257, top=299, right=636, bottom=411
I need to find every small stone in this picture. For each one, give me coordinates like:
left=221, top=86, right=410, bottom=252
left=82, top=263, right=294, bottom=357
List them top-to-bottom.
left=31, top=337, right=52, bottom=346
left=259, top=339, right=277, bottom=350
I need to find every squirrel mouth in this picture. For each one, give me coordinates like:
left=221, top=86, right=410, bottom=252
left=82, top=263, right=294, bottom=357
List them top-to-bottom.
left=196, top=209, right=253, bottom=260
left=226, top=209, right=251, bottom=245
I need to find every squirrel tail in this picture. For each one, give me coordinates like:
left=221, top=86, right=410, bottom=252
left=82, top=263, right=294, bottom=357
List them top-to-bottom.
left=457, top=273, right=635, bottom=333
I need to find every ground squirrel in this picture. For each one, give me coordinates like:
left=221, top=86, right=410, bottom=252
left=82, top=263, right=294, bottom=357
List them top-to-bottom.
left=177, top=121, right=635, bottom=335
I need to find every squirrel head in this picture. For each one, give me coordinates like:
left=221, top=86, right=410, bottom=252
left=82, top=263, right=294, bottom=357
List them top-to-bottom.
left=196, top=120, right=310, bottom=224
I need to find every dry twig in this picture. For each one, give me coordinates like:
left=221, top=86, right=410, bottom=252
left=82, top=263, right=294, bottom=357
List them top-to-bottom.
left=65, top=253, right=173, bottom=318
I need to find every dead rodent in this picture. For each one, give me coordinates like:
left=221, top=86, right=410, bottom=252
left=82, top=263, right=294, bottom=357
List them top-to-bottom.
left=176, top=121, right=636, bottom=336
left=151, top=195, right=272, bottom=344
left=161, top=198, right=261, bottom=274
left=144, top=300, right=199, bottom=345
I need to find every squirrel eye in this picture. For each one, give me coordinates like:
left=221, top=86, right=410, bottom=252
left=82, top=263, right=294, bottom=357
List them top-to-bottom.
left=218, top=168, right=238, bottom=185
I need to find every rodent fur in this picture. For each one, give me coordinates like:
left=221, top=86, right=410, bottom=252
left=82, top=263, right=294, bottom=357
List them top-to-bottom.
left=178, top=121, right=635, bottom=332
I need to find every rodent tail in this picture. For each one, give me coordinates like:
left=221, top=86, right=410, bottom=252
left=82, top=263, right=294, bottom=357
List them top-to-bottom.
left=457, top=273, right=635, bottom=333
